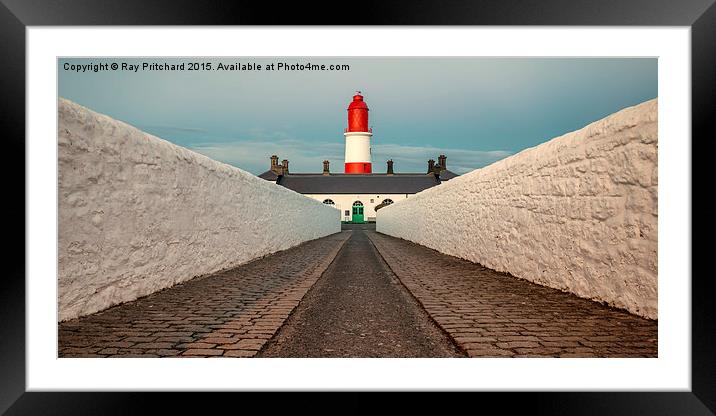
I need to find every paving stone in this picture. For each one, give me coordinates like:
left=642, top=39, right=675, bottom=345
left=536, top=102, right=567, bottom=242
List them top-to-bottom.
left=59, top=226, right=657, bottom=359
left=258, top=226, right=465, bottom=358
left=367, top=231, right=657, bottom=358
left=59, top=232, right=350, bottom=357
left=150, top=331, right=194, bottom=337
left=122, top=336, right=157, bottom=343
left=155, top=336, right=194, bottom=344
left=454, top=336, right=498, bottom=345
left=497, top=336, right=541, bottom=342
left=201, top=337, right=243, bottom=345
left=235, top=339, right=265, bottom=351
left=103, top=341, right=136, bottom=348
left=496, top=341, right=541, bottom=349
left=540, top=341, right=582, bottom=348
left=134, top=342, right=175, bottom=349
left=60, top=347, right=101, bottom=354
left=466, top=347, right=515, bottom=357
left=512, top=347, right=563, bottom=356
left=156, top=349, right=182, bottom=357
left=181, top=349, right=223, bottom=356
left=224, top=350, right=257, bottom=358
left=116, top=354, right=160, bottom=358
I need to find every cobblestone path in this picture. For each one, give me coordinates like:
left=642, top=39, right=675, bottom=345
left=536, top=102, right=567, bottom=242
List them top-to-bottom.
left=59, top=225, right=657, bottom=358
left=259, top=226, right=464, bottom=357
left=367, top=231, right=658, bottom=357
left=58, top=232, right=350, bottom=357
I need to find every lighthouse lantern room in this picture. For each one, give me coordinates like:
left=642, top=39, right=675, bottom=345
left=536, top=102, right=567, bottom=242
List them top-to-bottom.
left=344, top=92, right=373, bottom=174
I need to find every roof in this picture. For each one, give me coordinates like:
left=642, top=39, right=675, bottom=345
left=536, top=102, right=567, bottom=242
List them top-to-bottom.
left=258, top=170, right=279, bottom=181
left=439, top=170, right=459, bottom=180
left=262, top=172, right=459, bottom=194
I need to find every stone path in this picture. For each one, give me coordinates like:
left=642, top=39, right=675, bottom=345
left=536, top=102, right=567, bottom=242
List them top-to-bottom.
left=59, top=225, right=657, bottom=358
left=259, top=226, right=464, bottom=357
left=367, top=231, right=658, bottom=357
left=58, top=232, right=350, bottom=357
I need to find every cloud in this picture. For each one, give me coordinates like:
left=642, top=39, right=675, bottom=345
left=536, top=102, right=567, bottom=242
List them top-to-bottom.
left=189, top=138, right=511, bottom=175
left=189, top=138, right=343, bottom=174
left=373, top=143, right=512, bottom=174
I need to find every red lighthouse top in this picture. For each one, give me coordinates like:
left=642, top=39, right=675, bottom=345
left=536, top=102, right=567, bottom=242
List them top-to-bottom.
left=347, top=92, right=370, bottom=132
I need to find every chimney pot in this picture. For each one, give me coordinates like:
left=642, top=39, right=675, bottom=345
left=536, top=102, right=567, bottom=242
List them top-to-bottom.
left=438, top=154, right=447, bottom=171
left=270, top=155, right=283, bottom=174
left=281, top=159, right=289, bottom=174
left=387, top=159, right=394, bottom=175
left=428, top=159, right=435, bottom=174
left=323, top=160, right=330, bottom=175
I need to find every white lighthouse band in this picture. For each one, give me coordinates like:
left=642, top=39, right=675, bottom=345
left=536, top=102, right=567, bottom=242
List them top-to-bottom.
left=344, top=131, right=373, bottom=164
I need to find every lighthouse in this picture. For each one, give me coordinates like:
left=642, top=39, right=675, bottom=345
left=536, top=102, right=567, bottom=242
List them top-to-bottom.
left=260, top=91, right=459, bottom=223
left=344, top=92, right=373, bottom=174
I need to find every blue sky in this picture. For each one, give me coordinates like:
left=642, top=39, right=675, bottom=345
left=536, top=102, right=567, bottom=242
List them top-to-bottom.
left=58, top=57, right=657, bottom=175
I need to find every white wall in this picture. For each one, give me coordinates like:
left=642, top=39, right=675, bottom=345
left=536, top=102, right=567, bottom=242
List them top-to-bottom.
left=58, top=98, right=341, bottom=321
left=378, top=99, right=658, bottom=319
left=304, top=193, right=408, bottom=221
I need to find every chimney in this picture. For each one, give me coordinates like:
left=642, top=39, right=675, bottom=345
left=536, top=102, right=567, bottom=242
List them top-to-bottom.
left=438, top=154, right=447, bottom=171
left=270, top=155, right=283, bottom=174
left=281, top=159, right=289, bottom=174
left=387, top=159, right=394, bottom=175
left=427, top=159, right=435, bottom=174
left=323, top=160, right=330, bottom=175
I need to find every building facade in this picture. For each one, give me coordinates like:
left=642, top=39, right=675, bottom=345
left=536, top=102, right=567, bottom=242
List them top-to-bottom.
left=259, top=93, right=458, bottom=223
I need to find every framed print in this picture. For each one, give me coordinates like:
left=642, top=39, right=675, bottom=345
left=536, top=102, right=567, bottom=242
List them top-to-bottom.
left=5, top=0, right=711, bottom=413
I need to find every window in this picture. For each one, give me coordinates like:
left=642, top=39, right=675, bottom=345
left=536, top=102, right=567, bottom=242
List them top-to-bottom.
left=382, top=198, right=394, bottom=205
left=322, top=199, right=335, bottom=205
left=370, top=199, right=374, bottom=203
left=353, top=201, right=363, bottom=206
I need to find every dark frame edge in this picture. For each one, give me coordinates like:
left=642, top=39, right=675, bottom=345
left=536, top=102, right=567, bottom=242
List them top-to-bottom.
left=0, top=0, right=26, bottom=415
left=1, top=0, right=715, bottom=25
left=691, top=0, right=716, bottom=413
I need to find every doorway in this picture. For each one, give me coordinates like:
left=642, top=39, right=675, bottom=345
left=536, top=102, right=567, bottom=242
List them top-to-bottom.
left=352, top=201, right=364, bottom=224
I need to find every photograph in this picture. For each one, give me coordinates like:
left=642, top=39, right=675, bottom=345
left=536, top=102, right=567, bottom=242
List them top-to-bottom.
left=4, top=4, right=707, bottom=410
left=56, top=57, right=658, bottom=359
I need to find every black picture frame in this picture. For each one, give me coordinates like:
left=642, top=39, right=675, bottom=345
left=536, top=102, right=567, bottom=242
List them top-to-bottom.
left=3, top=0, right=710, bottom=414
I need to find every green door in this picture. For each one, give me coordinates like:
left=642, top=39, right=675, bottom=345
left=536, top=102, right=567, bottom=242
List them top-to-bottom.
left=352, top=204, right=364, bottom=224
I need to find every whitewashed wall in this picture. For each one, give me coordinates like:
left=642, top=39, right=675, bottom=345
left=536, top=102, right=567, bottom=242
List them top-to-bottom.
left=58, top=98, right=341, bottom=321
left=378, top=99, right=658, bottom=319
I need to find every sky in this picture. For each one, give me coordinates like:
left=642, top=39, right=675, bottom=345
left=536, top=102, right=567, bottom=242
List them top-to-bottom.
left=58, top=57, right=657, bottom=175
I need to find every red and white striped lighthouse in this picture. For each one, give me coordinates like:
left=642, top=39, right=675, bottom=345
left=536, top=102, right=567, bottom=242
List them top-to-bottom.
left=344, top=92, right=372, bottom=174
